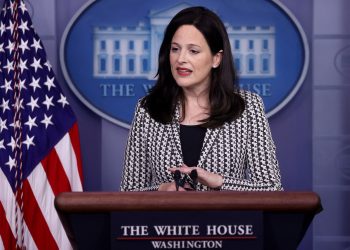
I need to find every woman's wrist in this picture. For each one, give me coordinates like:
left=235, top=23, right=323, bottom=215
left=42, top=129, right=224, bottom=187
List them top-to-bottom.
left=196, top=168, right=223, bottom=189
left=209, top=174, right=223, bottom=189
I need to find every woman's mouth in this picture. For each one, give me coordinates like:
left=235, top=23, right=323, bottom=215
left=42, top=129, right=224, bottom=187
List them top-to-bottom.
left=176, top=67, right=192, bottom=76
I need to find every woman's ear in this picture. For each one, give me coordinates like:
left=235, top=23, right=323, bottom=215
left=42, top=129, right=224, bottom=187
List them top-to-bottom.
left=212, top=50, right=223, bottom=68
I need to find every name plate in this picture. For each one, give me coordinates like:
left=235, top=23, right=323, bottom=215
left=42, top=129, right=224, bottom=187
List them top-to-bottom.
left=111, top=211, right=262, bottom=249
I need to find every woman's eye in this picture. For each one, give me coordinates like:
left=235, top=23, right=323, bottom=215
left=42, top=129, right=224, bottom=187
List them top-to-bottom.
left=171, top=47, right=179, bottom=52
left=190, top=49, right=199, bottom=54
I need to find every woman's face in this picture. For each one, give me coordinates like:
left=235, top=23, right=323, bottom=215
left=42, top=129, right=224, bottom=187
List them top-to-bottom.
left=169, top=25, right=222, bottom=93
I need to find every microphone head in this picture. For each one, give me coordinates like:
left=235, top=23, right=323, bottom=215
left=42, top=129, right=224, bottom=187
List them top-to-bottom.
left=189, top=169, right=198, bottom=181
left=173, top=170, right=181, bottom=191
left=174, top=170, right=181, bottom=180
left=188, top=170, right=198, bottom=191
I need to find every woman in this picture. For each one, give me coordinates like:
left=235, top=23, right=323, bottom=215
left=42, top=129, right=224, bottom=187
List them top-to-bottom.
left=120, top=6, right=283, bottom=191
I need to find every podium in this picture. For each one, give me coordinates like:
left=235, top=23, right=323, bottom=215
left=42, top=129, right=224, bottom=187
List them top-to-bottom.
left=55, top=191, right=322, bottom=250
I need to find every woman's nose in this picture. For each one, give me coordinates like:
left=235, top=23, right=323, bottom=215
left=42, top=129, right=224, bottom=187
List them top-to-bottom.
left=177, top=50, right=187, bottom=63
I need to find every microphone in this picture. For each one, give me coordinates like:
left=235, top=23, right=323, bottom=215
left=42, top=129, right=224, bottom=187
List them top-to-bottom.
left=173, top=169, right=197, bottom=191
left=189, top=169, right=198, bottom=190
left=173, top=170, right=181, bottom=191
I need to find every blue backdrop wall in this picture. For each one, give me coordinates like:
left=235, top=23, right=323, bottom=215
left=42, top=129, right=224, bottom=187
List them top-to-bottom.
left=1, top=0, right=349, bottom=249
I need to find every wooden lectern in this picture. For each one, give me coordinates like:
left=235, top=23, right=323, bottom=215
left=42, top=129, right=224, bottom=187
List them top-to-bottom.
left=55, top=191, right=322, bottom=250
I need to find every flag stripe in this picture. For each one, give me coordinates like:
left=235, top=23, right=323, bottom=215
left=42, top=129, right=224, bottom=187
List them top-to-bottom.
left=69, top=123, right=83, bottom=183
left=55, top=132, right=83, bottom=191
left=41, top=148, right=71, bottom=196
left=27, top=163, right=72, bottom=250
left=0, top=167, right=17, bottom=250
left=0, top=169, right=38, bottom=250
left=22, top=180, right=58, bottom=250
left=0, top=202, right=17, bottom=250
left=0, top=234, right=4, bottom=250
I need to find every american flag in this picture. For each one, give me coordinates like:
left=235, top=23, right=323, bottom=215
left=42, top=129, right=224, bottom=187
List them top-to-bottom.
left=0, top=0, right=83, bottom=249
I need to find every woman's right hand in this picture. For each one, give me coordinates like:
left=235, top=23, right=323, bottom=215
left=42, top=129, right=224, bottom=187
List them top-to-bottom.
left=158, top=182, right=193, bottom=191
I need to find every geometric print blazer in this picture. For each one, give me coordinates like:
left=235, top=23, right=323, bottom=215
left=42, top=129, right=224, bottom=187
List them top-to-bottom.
left=120, top=90, right=283, bottom=192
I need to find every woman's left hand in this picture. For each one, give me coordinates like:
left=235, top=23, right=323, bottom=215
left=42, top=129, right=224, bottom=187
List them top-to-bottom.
left=168, top=164, right=223, bottom=189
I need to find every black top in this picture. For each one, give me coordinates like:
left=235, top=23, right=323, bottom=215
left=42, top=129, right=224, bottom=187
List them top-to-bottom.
left=179, top=124, right=207, bottom=167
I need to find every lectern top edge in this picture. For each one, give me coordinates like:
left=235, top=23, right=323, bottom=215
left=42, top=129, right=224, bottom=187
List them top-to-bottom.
left=54, top=191, right=322, bottom=214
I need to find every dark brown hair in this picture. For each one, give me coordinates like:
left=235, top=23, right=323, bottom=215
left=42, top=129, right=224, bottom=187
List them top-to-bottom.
left=142, top=6, right=245, bottom=128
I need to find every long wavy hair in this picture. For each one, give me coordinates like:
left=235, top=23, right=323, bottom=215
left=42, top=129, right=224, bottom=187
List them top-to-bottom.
left=141, top=6, right=245, bottom=128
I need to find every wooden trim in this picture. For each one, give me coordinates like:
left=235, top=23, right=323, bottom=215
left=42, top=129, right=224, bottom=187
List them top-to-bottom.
left=55, top=191, right=322, bottom=213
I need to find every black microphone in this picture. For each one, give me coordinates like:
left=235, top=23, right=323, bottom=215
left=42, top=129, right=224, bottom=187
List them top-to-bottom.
left=189, top=169, right=198, bottom=190
left=173, top=170, right=181, bottom=191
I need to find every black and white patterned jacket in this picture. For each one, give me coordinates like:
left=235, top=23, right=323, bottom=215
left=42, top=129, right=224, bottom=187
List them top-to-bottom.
left=120, top=91, right=283, bottom=191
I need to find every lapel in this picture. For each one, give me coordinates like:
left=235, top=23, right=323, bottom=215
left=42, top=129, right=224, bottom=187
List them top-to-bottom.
left=168, top=103, right=222, bottom=167
left=167, top=104, right=184, bottom=166
left=197, top=126, right=221, bottom=167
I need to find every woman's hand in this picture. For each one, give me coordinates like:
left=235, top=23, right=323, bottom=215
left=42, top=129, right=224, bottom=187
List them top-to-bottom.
left=168, top=164, right=223, bottom=189
left=158, top=182, right=192, bottom=191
